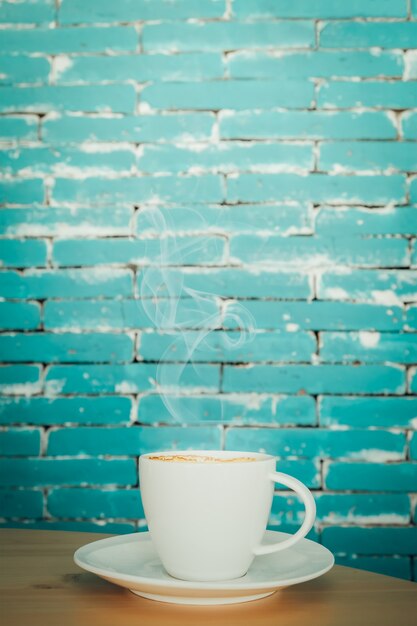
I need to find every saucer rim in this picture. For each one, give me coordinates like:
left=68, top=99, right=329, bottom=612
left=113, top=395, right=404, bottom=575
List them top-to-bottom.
left=74, top=530, right=335, bottom=592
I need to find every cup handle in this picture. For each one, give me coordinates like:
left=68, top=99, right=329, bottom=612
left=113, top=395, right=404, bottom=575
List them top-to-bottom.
left=253, top=471, right=316, bottom=556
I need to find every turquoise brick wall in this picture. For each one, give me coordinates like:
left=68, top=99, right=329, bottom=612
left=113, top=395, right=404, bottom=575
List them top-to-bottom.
left=0, top=0, right=416, bottom=582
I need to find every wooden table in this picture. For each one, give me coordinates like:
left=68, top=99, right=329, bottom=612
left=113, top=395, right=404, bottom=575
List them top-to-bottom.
left=1, top=529, right=416, bottom=626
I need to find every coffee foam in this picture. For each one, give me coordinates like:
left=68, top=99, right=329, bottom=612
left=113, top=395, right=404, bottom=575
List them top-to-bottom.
left=148, top=454, right=256, bottom=463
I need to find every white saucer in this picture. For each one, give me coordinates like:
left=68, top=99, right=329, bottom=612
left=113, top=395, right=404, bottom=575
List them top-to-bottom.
left=74, top=530, right=334, bottom=605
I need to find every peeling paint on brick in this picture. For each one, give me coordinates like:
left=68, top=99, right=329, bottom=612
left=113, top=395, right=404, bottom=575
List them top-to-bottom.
left=1, top=1, right=417, bottom=582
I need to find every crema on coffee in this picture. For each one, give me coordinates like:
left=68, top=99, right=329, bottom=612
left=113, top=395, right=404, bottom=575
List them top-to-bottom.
left=148, top=454, right=256, bottom=463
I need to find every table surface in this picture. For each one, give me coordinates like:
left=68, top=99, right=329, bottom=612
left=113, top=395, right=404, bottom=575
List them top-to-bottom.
left=1, top=529, right=416, bottom=626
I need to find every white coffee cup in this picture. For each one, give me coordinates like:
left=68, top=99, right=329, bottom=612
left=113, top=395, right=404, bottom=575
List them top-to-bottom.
left=139, top=450, right=316, bottom=582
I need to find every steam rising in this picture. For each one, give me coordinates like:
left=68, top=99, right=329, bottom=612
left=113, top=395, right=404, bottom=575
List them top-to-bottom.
left=138, top=206, right=256, bottom=422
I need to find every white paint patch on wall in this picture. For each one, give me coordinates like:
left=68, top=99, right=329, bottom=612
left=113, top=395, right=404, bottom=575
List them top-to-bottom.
left=404, top=50, right=417, bottom=80
left=52, top=56, right=74, bottom=82
left=322, top=287, right=349, bottom=299
left=371, top=290, right=403, bottom=306
left=286, top=323, right=300, bottom=332
left=358, top=331, right=381, bottom=348
left=115, top=381, right=139, bottom=393
left=349, top=448, right=404, bottom=462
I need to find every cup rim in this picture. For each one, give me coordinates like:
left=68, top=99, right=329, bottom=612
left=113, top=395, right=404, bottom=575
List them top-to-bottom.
left=140, top=450, right=276, bottom=464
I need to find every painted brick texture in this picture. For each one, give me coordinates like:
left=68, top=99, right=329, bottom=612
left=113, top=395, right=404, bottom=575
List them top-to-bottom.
left=0, top=0, right=416, bottom=583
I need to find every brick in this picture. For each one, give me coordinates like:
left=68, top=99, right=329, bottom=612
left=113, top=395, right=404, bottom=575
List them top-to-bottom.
left=0, top=0, right=54, bottom=23
left=59, top=0, right=226, bottom=22
left=232, top=0, right=407, bottom=18
left=143, top=22, right=314, bottom=52
left=320, top=22, right=417, bottom=49
left=0, top=26, right=137, bottom=54
left=228, top=51, right=403, bottom=79
left=56, top=53, right=224, bottom=83
left=0, top=55, right=50, bottom=85
left=142, top=80, right=314, bottom=111
left=318, top=81, right=417, bottom=109
left=0, top=85, right=136, bottom=114
left=220, top=111, right=396, bottom=140
left=403, top=112, right=417, bottom=140
left=42, top=113, right=215, bottom=143
left=0, top=116, right=38, bottom=141
left=138, top=143, right=313, bottom=173
left=319, top=143, right=417, bottom=173
left=0, top=146, right=135, bottom=175
left=227, top=174, right=406, bottom=205
left=52, top=176, right=223, bottom=204
left=0, top=179, right=44, bottom=204
left=408, top=179, right=417, bottom=204
left=135, top=204, right=312, bottom=236
left=0, top=207, right=133, bottom=236
left=315, top=207, right=417, bottom=236
left=230, top=235, right=408, bottom=268
left=52, top=236, right=226, bottom=266
left=0, top=239, right=47, bottom=268
left=137, top=268, right=311, bottom=299
left=0, top=269, right=133, bottom=298
left=318, top=270, right=417, bottom=303
left=44, top=298, right=220, bottom=331
left=227, top=301, right=405, bottom=331
left=0, top=302, right=40, bottom=330
left=138, top=330, right=316, bottom=362
left=320, top=332, right=417, bottom=364
left=0, top=333, right=133, bottom=363
left=45, top=363, right=220, bottom=394
left=223, top=364, right=405, bottom=394
left=0, top=365, right=41, bottom=395
left=137, top=394, right=316, bottom=426
left=139, top=394, right=209, bottom=426
left=0, top=396, right=133, bottom=425
left=319, top=396, right=417, bottom=429
left=48, top=425, right=222, bottom=455
left=137, top=425, right=223, bottom=454
left=47, top=426, right=142, bottom=455
left=225, top=428, right=405, bottom=461
left=0, top=429, right=41, bottom=456
left=410, top=433, right=417, bottom=460
left=0, top=458, right=137, bottom=486
left=276, top=460, right=321, bottom=488
left=325, top=462, right=417, bottom=491
left=47, top=488, right=144, bottom=519
left=0, top=490, right=43, bottom=518
left=271, top=493, right=410, bottom=525
left=316, top=494, right=410, bottom=525
left=0, top=520, right=136, bottom=533
left=322, top=527, right=417, bottom=556
left=335, top=556, right=411, bottom=581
